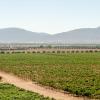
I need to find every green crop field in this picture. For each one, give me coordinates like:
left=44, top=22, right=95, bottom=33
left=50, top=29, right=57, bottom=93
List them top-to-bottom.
left=0, top=53, right=100, bottom=99
left=0, top=83, right=53, bottom=100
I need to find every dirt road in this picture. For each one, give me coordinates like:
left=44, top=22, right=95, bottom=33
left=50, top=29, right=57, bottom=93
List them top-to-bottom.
left=0, top=71, right=89, bottom=100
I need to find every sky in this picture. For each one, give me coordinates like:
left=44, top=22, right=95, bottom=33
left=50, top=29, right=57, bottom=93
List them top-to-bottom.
left=0, top=0, right=100, bottom=34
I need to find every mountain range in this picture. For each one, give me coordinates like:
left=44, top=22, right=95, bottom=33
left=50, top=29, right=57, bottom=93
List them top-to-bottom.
left=0, top=27, right=100, bottom=43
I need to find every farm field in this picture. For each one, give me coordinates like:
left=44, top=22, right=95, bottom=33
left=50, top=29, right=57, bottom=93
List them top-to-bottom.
left=0, top=53, right=100, bottom=99
left=0, top=83, right=52, bottom=100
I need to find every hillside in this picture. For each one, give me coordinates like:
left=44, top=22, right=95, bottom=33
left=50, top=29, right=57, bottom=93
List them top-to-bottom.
left=0, top=27, right=100, bottom=43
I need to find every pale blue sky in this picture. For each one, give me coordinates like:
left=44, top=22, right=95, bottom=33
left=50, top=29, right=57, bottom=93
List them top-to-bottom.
left=0, top=0, right=100, bottom=34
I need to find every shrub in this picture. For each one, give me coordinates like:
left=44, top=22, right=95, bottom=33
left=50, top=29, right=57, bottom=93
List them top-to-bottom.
left=0, top=51, right=5, bottom=54
left=32, top=51, right=36, bottom=53
left=37, top=51, right=40, bottom=53
left=43, top=51, right=46, bottom=53
left=52, top=51, right=55, bottom=53
left=57, top=51, right=60, bottom=53
left=62, top=51, right=65, bottom=53
left=71, top=51, right=75, bottom=53
left=76, top=51, right=79, bottom=53
left=0, top=76, right=2, bottom=80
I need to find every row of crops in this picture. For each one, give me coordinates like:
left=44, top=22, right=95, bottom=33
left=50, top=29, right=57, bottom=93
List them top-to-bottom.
left=0, top=53, right=100, bottom=99
left=0, top=76, right=53, bottom=100
left=0, top=83, right=53, bottom=100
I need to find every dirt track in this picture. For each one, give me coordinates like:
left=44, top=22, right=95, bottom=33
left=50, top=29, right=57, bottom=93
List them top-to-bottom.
left=0, top=71, right=90, bottom=100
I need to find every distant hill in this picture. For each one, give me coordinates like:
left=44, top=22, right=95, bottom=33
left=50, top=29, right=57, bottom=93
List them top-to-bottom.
left=0, top=27, right=100, bottom=43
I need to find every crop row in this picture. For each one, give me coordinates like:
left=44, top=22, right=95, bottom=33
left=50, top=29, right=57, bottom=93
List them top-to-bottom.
left=0, top=53, right=100, bottom=99
left=0, top=83, right=53, bottom=100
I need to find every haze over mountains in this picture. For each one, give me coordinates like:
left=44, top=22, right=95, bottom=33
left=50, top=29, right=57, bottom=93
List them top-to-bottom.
left=0, top=27, right=100, bottom=44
